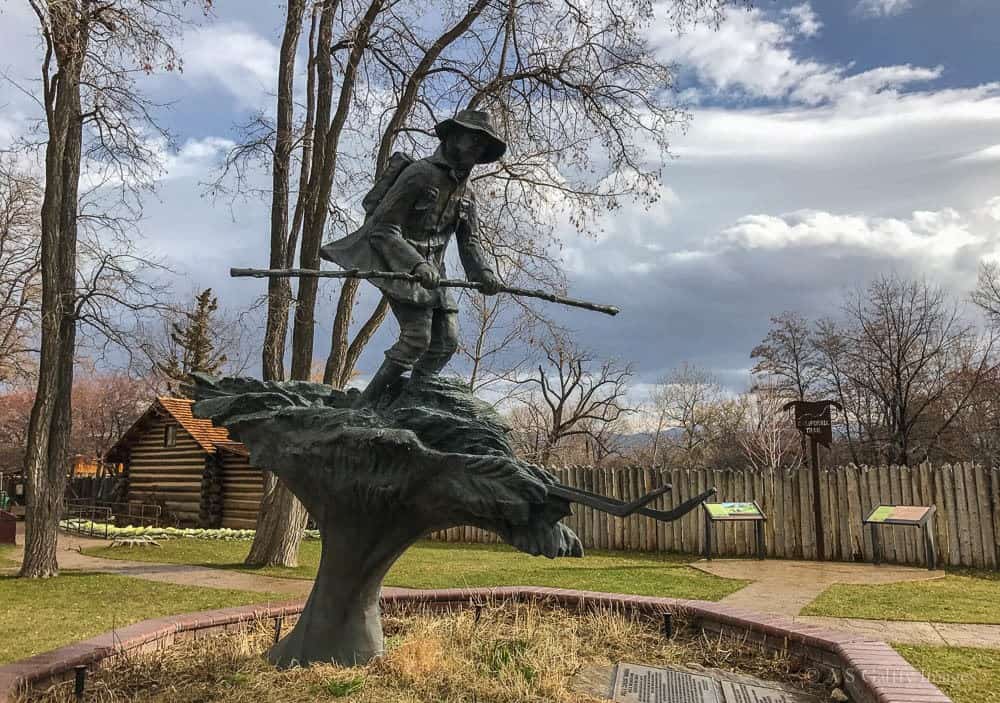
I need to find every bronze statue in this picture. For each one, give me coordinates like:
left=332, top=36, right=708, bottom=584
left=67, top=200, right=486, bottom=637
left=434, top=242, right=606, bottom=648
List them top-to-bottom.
left=320, top=110, right=505, bottom=405
left=211, top=111, right=702, bottom=670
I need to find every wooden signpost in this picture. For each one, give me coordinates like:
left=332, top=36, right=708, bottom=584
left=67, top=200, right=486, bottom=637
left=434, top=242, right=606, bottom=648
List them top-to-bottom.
left=783, top=400, right=842, bottom=562
left=702, top=501, right=767, bottom=560
left=863, top=504, right=938, bottom=570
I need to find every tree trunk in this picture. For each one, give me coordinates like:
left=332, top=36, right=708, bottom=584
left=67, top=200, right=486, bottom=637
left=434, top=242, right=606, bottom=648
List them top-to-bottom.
left=245, top=0, right=310, bottom=569
left=290, top=0, right=380, bottom=382
left=21, top=10, right=85, bottom=578
left=245, top=471, right=308, bottom=566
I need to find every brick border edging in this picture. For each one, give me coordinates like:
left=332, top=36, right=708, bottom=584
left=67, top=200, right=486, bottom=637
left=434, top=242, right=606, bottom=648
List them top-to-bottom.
left=0, top=587, right=950, bottom=703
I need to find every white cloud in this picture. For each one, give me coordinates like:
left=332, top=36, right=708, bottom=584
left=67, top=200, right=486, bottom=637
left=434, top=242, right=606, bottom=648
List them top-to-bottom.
left=856, top=0, right=913, bottom=18
left=651, top=3, right=938, bottom=106
left=783, top=3, right=822, bottom=38
left=179, top=23, right=279, bottom=108
left=160, top=137, right=235, bottom=181
left=956, top=144, right=1000, bottom=163
left=559, top=177, right=680, bottom=274
left=715, top=203, right=991, bottom=265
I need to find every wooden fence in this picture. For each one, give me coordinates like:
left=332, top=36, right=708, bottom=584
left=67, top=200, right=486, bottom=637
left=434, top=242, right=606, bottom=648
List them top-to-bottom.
left=429, top=463, right=1000, bottom=569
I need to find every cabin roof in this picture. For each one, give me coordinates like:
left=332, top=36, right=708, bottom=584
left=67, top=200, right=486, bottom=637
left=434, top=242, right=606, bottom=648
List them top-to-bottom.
left=105, top=396, right=246, bottom=461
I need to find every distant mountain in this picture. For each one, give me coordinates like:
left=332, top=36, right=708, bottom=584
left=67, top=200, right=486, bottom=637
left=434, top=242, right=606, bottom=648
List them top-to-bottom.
left=612, top=429, right=685, bottom=449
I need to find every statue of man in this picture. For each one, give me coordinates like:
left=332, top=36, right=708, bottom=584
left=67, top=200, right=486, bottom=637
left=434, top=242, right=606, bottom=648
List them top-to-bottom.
left=320, top=110, right=505, bottom=405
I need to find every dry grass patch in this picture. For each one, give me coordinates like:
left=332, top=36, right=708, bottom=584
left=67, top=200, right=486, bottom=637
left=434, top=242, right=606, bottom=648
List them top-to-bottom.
left=26, top=602, right=828, bottom=703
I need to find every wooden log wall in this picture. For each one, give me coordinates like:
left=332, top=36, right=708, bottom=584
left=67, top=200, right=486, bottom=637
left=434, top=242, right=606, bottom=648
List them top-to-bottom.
left=125, top=416, right=206, bottom=526
left=219, top=452, right=264, bottom=530
left=200, top=457, right=224, bottom=529
left=429, top=463, right=1000, bottom=569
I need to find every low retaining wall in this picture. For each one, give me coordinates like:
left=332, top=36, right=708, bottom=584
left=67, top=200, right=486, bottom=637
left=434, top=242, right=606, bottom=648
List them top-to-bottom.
left=0, top=587, right=950, bottom=703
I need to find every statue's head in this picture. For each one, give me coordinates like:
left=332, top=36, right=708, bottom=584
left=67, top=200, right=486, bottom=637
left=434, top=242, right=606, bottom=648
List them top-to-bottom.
left=435, top=109, right=506, bottom=170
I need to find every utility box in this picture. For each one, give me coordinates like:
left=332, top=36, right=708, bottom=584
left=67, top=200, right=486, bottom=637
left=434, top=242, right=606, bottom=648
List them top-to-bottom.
left=0, top=510, right=15, bottom=545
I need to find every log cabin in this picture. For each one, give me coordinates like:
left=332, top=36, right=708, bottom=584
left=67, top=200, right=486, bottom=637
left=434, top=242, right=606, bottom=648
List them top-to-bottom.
left=105, top=397, right=263, bottom=528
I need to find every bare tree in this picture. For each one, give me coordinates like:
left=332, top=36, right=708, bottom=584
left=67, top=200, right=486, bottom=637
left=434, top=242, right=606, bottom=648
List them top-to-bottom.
left=18, top=0, right=203, bottom=577
left=0, top=160, right=42, bottom=385
left=456, top=248, right=563, bottom=398
left=972, top=261, right=1000, bottom=324
left=813, top=274, right=995, bottom=465
left=750, top=311, right=819, bottom=401
left=511, top=338, right=633, bottom=465
left=649, top=362, right=723, bottom=467
left=69, top=367, right=149, bottom=466
left=738, top=381, right=801, bottom=473
left=0, top=384, right=35, bottom=472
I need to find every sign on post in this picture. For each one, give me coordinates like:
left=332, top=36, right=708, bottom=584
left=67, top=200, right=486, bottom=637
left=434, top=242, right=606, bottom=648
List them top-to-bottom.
left=783, top=400, right=842, bottom=562
left=790, top=401, right=834, bottom=448
left=702, top=501, right=767, bottom=560
left=863, top=504, right=937, bottom=570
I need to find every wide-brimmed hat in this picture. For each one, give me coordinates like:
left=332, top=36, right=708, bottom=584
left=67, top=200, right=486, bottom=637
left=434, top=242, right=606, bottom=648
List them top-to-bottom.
left=434, top=109, right=507, bottom=163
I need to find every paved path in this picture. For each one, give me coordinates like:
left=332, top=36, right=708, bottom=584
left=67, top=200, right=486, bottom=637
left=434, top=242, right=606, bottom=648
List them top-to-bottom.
left=5, top=526, right=311, bottom=597
left=8, top=527, right=1000, bottom=649
left=692, top=558, right=1000, bottom=648
left=692, top=558, right=943, bottom=616
left=794, top=615, right=1000, bottom=648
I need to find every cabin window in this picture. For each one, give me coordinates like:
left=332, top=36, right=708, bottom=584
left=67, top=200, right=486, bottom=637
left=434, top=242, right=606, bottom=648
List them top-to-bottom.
left=164, top=424, right=177, bottom=448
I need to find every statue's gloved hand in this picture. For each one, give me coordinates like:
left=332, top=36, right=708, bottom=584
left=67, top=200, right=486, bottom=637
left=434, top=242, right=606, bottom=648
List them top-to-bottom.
left=413, top=262, right=440, bottom=289
left=478, top=270, right=501, bottom=296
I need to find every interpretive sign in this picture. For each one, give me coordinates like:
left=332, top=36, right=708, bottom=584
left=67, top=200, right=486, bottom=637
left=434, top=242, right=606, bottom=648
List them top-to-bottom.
left=702, top=501, right=767, bottom=560
left=704, top=502, right=765, bottom=520
left=863, top=504, right=937, bottom=570
left=864, top=505, right=932, bottom=525
left=610, top=663, right=814, bottom=703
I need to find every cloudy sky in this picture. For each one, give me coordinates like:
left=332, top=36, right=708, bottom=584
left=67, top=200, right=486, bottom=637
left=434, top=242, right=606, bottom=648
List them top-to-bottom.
left=2, top=0, right=999, bottom=393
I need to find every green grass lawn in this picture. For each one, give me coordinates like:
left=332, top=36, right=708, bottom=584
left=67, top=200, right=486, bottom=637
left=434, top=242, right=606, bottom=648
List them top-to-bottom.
left=85, top=539, right=746, bottom=601
left=0, top=545, right=15, bottom=567
left=802, top=569, right=1000, bottom=624
left=0, top=572, right=284, bottom=664
left=896, top=645, right=1000, bottom=703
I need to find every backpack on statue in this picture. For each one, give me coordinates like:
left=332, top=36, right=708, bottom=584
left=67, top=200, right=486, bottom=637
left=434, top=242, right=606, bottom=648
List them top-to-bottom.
left=361, top=152, right=414, bottom=217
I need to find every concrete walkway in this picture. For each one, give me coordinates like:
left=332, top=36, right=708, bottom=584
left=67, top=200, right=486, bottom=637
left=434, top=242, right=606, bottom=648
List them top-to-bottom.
left=5, top=527, right=311, bottom=597
left=692, top=558, right=1000, bottom=648
left=692, top=559, right=944, bottom=616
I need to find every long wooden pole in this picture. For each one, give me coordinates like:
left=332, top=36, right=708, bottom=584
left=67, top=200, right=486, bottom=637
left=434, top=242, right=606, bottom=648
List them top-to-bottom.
left=231, top=267, right=620, bottom=316
left=810, top=438, right=825, bottom=561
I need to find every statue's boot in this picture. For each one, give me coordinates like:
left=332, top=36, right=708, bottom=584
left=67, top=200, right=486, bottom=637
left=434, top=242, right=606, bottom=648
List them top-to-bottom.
left=411, top=352, right=452, bottom=381
left=353, top=359, right=408, bottom=408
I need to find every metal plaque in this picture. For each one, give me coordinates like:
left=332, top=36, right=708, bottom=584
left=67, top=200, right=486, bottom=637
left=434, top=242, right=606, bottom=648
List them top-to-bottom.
left=611, top=663, right=721, bottom=703
left=610, top=664, right=818, bottom=703
left=720, top=679, right=801, bottom=702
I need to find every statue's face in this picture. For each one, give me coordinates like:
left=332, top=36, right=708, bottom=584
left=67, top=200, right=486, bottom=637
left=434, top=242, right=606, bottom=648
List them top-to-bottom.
left=444, top=129, right=488, bottom=171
